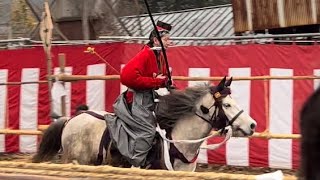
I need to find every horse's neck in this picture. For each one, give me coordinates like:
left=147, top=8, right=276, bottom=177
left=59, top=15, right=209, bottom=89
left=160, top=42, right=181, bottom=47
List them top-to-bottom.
left=170, top=115, right=212, bottom=160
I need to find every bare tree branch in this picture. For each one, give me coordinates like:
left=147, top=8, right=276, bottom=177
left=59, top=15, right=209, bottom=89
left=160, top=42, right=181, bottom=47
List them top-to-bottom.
left=82, top=0, right=90, bottom=40
left=103, top=0, right=132, bottom=36
left=134, top=0, right=143, bottom=36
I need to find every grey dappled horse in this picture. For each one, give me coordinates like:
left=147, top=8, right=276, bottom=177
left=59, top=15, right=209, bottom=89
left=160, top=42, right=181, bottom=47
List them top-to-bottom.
left=33, top=77, right=257, bottom=171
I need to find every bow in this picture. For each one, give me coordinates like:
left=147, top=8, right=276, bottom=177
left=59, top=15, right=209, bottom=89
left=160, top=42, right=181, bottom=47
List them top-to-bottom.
left=143, top=0, right=172, bottom=88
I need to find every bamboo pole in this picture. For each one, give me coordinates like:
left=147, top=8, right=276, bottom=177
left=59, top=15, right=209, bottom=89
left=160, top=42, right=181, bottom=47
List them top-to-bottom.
left=58, top=53, right=66, bottom=117
left=49, top=74, right=320, bottom=82
left=50, top=74, right=119, bottom=81
left=1, top=75, right=319, bottom=86
left=172, top=75, right=320, bottom=81
left=0, top=81, right=48, bottom=86
left=37, top=124, right=301, bottom=139
left=38, top=125, right=48, bottom=131
left=0, top=126, right=301, bottom=139
left=0, top=129, right=42, bottom=135
left=250, top=132, right=301, bottom=139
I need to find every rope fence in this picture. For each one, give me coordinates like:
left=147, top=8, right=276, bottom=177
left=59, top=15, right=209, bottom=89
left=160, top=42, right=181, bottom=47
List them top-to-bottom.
left=52, top=74, right=320, bottom=82
left=0, top=75, right=319, bottom=85
left=0, top=125, right=292, bottom=139
left=0, top=125, right=300, bottom=139
left=0, top=129, right=42, bottom=135
left=0, top=161, right=297, bottom=180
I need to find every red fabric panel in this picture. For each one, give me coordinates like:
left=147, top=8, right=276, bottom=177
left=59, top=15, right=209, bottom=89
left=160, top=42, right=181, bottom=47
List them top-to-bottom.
left=2, top=43, right=320, bottom=168
left=37, top=68, right=51, bottom=126
left=249, top=68, right=269, bottom=168
left=6, top=69, right=21, bottom=152
left=292, top=69, right=313, bottom=169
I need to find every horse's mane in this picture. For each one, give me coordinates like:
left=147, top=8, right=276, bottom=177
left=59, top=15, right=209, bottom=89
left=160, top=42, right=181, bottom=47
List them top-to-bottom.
left=155, top=84, right=211, bottom=131
left=300, top=85, right=320, bottom=179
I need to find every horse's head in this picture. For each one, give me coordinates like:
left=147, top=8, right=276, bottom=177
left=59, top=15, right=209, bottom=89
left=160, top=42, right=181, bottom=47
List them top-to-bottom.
left=202, top=76, right=257, bottom=137
left=156, top=77, right=256, bottom=137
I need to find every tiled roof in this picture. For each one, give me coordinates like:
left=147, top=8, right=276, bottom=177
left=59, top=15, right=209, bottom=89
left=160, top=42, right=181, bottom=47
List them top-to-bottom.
left=0, top=0, right=11, bottom=34
left=1, top=2, right=234, bottom=45
left=114, top=4, right=234, bottom=45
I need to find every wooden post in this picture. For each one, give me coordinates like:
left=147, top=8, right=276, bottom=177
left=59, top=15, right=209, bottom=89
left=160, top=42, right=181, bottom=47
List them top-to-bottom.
left=82, top=0, right=90, bottom=40
left=40, top=1, right=54, bottom=121
left=46, top=49, right=53, bottom=120
left=58, top=53, right=66, bottom=117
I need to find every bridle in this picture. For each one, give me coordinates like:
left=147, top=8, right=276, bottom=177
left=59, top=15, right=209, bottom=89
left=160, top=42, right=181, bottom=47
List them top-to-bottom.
left=158, top=84, right=246, bottom=169
left=195, top=90, right=244, bottom=132
left=166, top=92, right=244, bottom=167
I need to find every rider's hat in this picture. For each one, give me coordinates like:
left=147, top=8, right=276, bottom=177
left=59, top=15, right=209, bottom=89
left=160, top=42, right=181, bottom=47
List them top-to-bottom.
left=147, top=21, right=172, bottom=47
left=156, top=21, right=172, bottom=32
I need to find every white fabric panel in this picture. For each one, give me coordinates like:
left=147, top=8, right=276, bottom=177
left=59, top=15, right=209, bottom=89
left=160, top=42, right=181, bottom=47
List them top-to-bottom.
left=87, top=64, right=106, bottom=110
left=120, top=64, right=127, bottom=93
left=53, top=67, right=72, bottom=117
left=19, top=68, right=39, bottom=152
left=188, top=68, right=210, bottom=164
left=188, top=68, right=210, bottom=87
left=226, top=68, right=251, bottom=166
left=269, top=68, right=293, bottom=169
left=314, top=69, right=320, bottom=90
left=0, top=70, right=8, bottom=152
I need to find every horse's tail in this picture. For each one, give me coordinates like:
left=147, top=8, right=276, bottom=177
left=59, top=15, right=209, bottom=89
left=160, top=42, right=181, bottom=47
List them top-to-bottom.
left=32, top=119, right=66, bottom=163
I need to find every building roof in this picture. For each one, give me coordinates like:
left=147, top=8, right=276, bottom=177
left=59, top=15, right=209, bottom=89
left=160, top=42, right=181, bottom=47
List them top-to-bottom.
left=0, top=0, right=11, bottom=36
left=26, top=0, right=55, bottom=18
left=1, top=2, right=234, bottom=45
left=114, top=4, right=234, bottom=45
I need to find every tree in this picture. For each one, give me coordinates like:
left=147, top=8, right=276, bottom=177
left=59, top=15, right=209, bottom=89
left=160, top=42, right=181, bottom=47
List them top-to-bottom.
left=11, top=0, right=36, bottom=37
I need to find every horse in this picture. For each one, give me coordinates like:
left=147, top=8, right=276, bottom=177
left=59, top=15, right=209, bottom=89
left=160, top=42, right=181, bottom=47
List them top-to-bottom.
left=32, top=77, right=257, bottom=171
left=300, top=85, right=320, bottom=179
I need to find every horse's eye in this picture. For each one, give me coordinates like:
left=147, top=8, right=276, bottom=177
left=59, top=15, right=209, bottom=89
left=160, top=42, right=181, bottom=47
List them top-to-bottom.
left=223, top=103, right=231, bottom=108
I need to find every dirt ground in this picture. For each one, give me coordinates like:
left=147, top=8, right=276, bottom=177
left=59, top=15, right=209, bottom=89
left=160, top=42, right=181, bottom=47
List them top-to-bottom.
left=0, top=153, right=298, bottom=177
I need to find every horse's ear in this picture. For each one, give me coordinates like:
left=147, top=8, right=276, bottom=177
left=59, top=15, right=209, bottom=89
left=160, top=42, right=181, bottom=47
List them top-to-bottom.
left=217, top=76, right=226, bottom=91
left=225, top=77, right=233, bottom=87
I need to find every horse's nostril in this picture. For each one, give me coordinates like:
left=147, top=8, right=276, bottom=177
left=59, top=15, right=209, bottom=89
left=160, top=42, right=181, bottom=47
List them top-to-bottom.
left=250, top=123, right=256, bottom=130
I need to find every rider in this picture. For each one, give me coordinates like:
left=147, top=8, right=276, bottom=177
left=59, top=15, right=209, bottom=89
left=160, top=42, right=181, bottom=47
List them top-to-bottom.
left=107, top=21, right=173, bottom=168
left=121, top=21, right=172, bottom=109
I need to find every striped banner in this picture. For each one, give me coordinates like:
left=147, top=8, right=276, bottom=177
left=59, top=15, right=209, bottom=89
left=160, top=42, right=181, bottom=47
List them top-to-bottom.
left=1, top=43, right=320, bottom=169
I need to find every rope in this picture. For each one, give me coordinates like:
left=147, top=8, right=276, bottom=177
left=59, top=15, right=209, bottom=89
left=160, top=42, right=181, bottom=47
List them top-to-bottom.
left=84, top=47, right=120, bottom=74
left=0, top=161, right=297, bottom=180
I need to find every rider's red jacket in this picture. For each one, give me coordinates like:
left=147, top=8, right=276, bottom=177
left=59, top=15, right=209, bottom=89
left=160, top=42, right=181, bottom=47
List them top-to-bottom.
left=120, top=46, right=168, bottom=103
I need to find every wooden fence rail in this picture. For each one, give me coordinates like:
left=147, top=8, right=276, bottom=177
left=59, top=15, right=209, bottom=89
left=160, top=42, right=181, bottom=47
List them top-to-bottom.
left=52, top=74, right=320, bottom=82
left=0, top=75, right=319, bottom=86
left=0, top=126, right=299, bottom=139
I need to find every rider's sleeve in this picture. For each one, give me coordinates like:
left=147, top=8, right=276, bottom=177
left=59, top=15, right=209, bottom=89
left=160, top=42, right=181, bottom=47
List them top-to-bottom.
left=121, top=49, right=166, bottom=90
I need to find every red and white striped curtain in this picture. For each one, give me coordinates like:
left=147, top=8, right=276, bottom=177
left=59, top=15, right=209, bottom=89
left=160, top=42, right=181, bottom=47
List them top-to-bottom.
left=1, top=43, right=320, bottom=169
